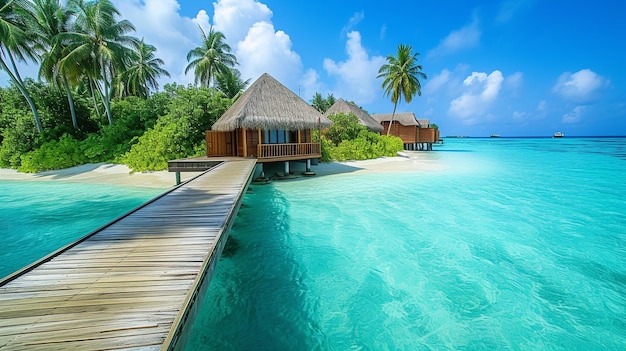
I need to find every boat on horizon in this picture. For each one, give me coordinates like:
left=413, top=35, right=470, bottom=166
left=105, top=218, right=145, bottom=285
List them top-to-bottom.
left=553, top=131, right=564, bottom=138
left=490, top=134, right=500, bottom=138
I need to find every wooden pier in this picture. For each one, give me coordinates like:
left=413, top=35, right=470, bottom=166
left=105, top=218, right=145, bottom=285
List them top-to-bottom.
left=0, top=159, right=256, bottom=350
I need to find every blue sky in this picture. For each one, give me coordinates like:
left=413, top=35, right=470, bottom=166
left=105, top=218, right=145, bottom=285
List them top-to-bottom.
left=2, top=0, right=625, bottom=136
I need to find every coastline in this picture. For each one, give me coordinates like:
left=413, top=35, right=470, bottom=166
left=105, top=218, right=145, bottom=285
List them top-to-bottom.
left=0, top=154, right=443, bottom=188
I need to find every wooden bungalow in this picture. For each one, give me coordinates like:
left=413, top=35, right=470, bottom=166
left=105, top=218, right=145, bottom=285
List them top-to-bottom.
left=207, top=73, right=332, bottom=173
left=323, top=99, right=384, bottom=133
left=371, top=113, right=438, bottom=150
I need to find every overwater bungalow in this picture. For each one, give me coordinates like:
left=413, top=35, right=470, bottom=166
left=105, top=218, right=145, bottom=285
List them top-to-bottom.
left=206, top=73, right=332, bottom=173
left=324, top=99, right=384, bottom=133
left=371, top=113, right=438, bottom=151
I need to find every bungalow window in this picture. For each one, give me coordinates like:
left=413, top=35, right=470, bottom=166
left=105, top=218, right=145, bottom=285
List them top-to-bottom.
left=263, top=130, right=294, bottom=144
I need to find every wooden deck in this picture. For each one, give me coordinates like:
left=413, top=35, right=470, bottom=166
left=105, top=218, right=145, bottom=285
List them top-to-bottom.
left=0, top=159, right=257, bottom=350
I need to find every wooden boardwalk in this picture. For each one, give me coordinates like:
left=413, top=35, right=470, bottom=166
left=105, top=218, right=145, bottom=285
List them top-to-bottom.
left=0, top=159, right=256, bottom=350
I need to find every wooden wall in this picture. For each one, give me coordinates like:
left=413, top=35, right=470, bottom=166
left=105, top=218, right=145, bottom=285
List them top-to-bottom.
left=381, top=122, right=417, bottom=143
left=418, top=128, right=437, bottom=143
left=206, top=131, right=234, bottom=157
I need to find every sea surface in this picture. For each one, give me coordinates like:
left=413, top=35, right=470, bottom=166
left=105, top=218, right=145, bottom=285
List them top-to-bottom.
left=1, top=138, right=625, bottom=350
left=0, top=181, right=163, bottom=278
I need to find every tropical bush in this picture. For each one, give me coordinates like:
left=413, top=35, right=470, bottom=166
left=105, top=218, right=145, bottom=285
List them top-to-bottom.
left=122, top=85, right=231, bottom=172
left=321, top=112, right=403, bottom=161
left=328, top=131, right=403, bottom=161
left=18, top=134, right=88, bottom=172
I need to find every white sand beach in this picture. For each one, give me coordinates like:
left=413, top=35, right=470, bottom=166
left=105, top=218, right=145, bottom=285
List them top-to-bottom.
left=0, top=153, right=443, bottom=187
left=0, top=163, right=199, bottom=188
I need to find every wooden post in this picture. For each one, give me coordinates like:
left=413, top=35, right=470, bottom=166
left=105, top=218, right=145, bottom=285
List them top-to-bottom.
left=242, top=128, right=247, bottom=157
left=297, top=129, right=301, bottom=144
left=306, top=159, right=311, bottom=172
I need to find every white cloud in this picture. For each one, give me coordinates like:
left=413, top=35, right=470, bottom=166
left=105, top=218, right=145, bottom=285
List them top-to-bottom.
left=113, top=0, right=200, bottom=85
left=212, top=0, right=272, bottom=44
left=341, top=11, right=365, bottom=36
left=428, top=18, right=480, bottom=57
left=236, top=22, right=302, bottom=86
left=323, top=31, right=385, bottom=104
left=300, top=69, right=326, bottom=101
left=425, top=69, right=451, bottom=93
left=553, top=69, right=608, bottom=102
left=448, top=70, right=504, bottom=121
left=562, top=106, right=585, bottom=123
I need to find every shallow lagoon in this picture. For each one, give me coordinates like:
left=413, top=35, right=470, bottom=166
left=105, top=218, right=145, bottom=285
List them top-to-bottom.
left=185, top=138, right=626, bottom=350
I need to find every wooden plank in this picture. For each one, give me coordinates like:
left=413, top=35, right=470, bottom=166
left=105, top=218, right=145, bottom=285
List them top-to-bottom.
left=0, top=159, right=256, bottom=350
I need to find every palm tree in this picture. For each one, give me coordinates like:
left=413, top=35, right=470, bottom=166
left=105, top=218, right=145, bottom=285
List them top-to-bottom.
left=0, top=0, right=43, bottom=132
left=33, top=0, right=81, bottom=129
left=59, top=0, right=136, bottom=125
left=185, top=25, right=237, bottom=88
left=121, top=38, right=170, bottom=98
left=377, top=44, right=427, bottom=135
left=214, top=68, right=249, bottom=99
left=311, top=92, right=336, bottom=113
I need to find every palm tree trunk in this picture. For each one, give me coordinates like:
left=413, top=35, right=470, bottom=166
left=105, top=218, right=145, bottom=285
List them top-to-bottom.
left=0, top=55, right=43, bottom=133
left=62, top=77, right=78, bottom=129
left=88, top=78, right=102, bottom=118
left=386, top=102, right=398, bottom=136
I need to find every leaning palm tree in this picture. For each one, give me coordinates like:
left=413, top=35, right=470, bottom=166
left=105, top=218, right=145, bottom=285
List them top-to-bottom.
left=0, top=0, right=43, bottom=132
left=33, top=0, right=81, bottom=129
left=59, top=0, right=136, bottom=125
left=185, top=25, right=237, bottom=88
left=121, top=38, right=170, bottom=98
left=377, top=44, right=427, bottom=135
left=214, top=68, right=249, bottom=99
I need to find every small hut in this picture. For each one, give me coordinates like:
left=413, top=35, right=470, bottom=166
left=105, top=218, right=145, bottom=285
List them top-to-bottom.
left=207, top=73, right=332, bottom=171
left=324, top=99, right=384, bottom=133
left=371, top=112, right=419, bottom=145
left=371, top=113, right=437, bottom=150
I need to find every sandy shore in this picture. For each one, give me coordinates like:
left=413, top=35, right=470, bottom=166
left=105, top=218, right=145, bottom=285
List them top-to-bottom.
left=0, top=153, right=443, bottom=188
left=0, top=163, right=200, bottom=188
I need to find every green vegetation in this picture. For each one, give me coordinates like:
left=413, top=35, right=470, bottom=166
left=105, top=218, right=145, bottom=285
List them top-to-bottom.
left=1, top=0, right=418, bottom=174
left=320, top=112, right=403, bottom=162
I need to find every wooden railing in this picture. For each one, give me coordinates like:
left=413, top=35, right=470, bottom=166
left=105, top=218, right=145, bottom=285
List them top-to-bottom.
left=258, top=142, right=321, bottom=159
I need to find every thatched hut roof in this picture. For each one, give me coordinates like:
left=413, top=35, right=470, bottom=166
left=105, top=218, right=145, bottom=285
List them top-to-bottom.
left=212, top=73, right=332, bottom=131
left=324, top=99, right=384, bottom=133
left=371, top=112, right=421, bottom=127
left=416, top=119, right=431, bottom=128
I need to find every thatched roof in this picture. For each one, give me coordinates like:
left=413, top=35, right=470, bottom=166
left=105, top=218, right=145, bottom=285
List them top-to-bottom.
left=212, top=73, right=332, bottom=131
left=324, top=99, right=384, bottom=132
left=371, top=112, right=421, bottom=127
left=416, top=119, right=431, bottom=128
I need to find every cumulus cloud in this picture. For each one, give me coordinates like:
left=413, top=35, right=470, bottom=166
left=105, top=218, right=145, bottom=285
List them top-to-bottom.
left=113, top=0, right=200, bottom=84
left=212, top=0, right=272, bottom=44
left=428, top=18, right=480, bottom=57
left=236, top=22, right=302, bottom=87
left=323, top=31, right=385, bottom=104
left=553, top=69, right=608, bottom=102
left=448, top=70, right=504, bottom=121
left=562, top=106, right=585, bottom=123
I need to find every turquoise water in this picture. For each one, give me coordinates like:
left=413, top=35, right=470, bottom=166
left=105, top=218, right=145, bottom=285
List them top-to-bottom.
left=185, top=138, right=626, bottom=350
left=1, top=139, right=624, bottom=350
left=0, top=181, right=163, bottom=278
